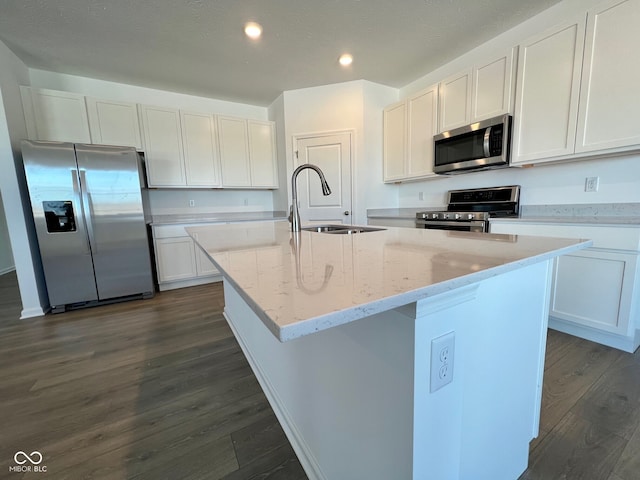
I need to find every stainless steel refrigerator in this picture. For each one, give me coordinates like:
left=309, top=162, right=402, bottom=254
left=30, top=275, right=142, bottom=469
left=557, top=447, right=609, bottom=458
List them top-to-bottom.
left=22, top=140, right=154, bottom=313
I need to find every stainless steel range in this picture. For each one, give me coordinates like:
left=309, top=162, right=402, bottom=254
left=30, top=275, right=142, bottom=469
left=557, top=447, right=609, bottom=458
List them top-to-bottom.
left=416, top=185, right=520, bottom=232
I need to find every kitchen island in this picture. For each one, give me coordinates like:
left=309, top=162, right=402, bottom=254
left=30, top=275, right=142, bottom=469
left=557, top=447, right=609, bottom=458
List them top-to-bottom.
left=187, top=220, right=590, bottom=480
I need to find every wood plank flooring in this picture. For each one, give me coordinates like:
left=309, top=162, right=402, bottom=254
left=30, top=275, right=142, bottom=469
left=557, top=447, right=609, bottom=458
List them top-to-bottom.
left=0, top=270, right=638, bottom=479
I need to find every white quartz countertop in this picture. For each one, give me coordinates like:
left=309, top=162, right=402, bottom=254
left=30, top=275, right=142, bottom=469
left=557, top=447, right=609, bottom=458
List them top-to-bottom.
left=187, top=221, right=590, bottom=342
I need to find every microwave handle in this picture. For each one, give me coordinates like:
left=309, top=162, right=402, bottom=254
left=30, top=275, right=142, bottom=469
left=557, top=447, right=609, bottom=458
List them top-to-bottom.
left=483, top=126, right=492, bottom=157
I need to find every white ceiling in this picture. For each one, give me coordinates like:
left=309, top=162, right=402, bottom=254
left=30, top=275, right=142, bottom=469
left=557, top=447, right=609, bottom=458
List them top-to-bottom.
left=0, top=0, right=563, bottom=107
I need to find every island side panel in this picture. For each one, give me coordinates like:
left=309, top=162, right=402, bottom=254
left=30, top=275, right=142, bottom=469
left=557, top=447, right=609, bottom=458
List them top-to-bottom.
left=412, top=260, right=552, bottom=480
left=223, top=281, right=416, bottom=480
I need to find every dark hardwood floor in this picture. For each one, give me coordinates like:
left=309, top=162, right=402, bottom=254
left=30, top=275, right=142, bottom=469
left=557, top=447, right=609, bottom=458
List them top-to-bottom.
left=0, top=270, right=638, bottom=479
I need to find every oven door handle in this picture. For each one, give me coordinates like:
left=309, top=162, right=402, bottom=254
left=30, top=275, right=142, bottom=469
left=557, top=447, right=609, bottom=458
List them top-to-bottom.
left=483, top=126, right=492, bottom=157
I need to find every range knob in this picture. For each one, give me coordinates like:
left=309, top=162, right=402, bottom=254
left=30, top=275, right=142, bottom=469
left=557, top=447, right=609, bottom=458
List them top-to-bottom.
left=432, top=213, right=439, bottom=219
left=442, top=213, right=449, bottom=220
left=454, top=213, right=461, bottom=220
left=467, top=213, right=475, bottom=220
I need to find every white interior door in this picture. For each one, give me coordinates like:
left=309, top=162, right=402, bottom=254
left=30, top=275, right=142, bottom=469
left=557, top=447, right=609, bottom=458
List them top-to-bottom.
left=294, top=132, right=352, bottom=225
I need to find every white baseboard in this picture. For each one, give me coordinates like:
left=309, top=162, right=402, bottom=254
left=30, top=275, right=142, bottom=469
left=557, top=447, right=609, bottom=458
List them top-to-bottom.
left=0, top=266, right=15, bottom=276
left=157, top=274, right=222, bottom=291
left=20, top=306, right=46, bottom=319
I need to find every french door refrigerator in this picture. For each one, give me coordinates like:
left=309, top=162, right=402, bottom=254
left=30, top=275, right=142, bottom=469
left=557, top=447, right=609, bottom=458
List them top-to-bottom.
left=22, top=140, right=154, bottom=313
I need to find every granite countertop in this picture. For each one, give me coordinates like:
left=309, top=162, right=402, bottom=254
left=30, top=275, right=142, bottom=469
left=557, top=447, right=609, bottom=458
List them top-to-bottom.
left=149, top=210, right=287, bottom=226
left=187, top=221, right=589, bottom=342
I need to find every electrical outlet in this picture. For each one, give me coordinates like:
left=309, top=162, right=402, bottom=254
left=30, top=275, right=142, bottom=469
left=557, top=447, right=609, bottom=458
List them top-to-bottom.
left=585, top=176, right=599, bottom=192
left=418, top=192, right=424, bottom=201
left=243, top=198, right=249, bottom=206
left=189, top=199, right=195, bottom=207
left=430, top=331, right=455, bottom=393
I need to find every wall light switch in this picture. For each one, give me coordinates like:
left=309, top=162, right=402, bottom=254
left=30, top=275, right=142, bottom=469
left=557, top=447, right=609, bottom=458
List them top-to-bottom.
left=189, top=199, right=195, bottom=207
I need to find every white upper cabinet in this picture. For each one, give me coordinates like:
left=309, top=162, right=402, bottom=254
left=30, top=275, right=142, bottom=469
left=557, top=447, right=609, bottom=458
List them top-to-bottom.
left=513, top=0, right=640, bottom=165
left=576, top=0, right=640, bottom=153
left=512, top=17, right=586, bottom=165
left=471, top=48, right=516, bottom=122
left=438, top=49, right=516, bottom=133
left=438, top=69, right=472, bottom=132
left=383, top=84, right=439, bottom=182
left=21, top=86, right=91, bottom=143
left=407, top=86, right=438, bottom=178
left=86, top=97, right=143, bottom=149
left=383, top=100, right=407, bottom=182
left=140, top=105, right=186, bottom=187
left=180, top=111, right=221, bottom=187
left=218, top=116, right=251, bottom=187
left=248, top=120, right=278, bottom=188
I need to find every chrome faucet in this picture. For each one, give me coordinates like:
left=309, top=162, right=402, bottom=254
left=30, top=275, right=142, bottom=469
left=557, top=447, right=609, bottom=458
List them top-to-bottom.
left=289, top=163, right=332, bottom=232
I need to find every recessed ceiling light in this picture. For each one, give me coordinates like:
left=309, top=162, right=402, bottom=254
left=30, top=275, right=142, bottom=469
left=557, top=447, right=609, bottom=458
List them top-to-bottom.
left=244, top=22, right=262, bottom=40
left=339, top=53, right=353, bottom=66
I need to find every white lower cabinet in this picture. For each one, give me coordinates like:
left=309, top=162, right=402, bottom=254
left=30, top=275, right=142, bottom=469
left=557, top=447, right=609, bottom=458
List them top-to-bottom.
left=490, top=220, right=640, bottom=352
left=152, top=224, right=222, bottom=291
left=155, top=237, right=197, bottom=283
left=551, top=249, right=637, bottom=335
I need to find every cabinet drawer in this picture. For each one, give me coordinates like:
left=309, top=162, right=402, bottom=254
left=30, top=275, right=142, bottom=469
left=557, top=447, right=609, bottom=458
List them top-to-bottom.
left=490, top=222, right=640, bottom=251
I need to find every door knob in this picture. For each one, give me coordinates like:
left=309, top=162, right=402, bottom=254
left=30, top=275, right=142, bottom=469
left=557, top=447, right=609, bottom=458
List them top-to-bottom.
left=344, top=210, right=350, bottom=216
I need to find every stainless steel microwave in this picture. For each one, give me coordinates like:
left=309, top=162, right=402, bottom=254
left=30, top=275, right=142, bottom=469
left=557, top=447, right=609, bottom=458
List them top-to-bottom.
left=434, top=114, right=512, bottom=175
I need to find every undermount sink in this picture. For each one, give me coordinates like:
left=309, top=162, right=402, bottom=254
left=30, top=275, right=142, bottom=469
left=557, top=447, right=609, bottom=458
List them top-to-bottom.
left=301, top=224, right=386, bottom=234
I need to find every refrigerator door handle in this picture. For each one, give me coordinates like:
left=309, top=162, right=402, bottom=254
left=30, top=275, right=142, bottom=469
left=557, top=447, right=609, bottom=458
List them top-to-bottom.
left=71, top=169, right=92, bottom=255
left=78, top=169, right=97, bottom=254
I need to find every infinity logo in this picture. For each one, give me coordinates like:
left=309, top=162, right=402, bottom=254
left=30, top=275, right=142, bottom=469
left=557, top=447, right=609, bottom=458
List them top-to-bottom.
left=14, top=451, right=43, bottom=465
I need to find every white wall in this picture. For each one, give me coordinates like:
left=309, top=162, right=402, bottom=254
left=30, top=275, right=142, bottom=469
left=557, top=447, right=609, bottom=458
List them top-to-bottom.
left=396, top=0, right=639, bottom=209
left=0, top=39, right=48, bottom=317
left=29, top=69, right=267, bottom=119
left=282, top=80, right=398, bottom=225
left=362, top=81, right=401, bottom=212
left=268, top=93, right=288, bottom=213
left=399, top=154, right=640, bottom=208
left=147, top=189, right=275, bottom=215
left=0, top=191, right=14, bottom=274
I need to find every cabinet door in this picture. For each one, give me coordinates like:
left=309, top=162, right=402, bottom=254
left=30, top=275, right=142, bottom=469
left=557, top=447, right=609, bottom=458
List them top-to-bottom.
left=576, top=0, right=640, bottom=153
left=512, top=17, right=586, bottom=164
left=472, top=48, right=516, bottom=122
left=438, top=69, right=472, bottom=132
left=407, top=86, right=438, bottom=178
left=21, top=87, right=91, bottom=143
left=86, top=98, right=143, bottom=149
left=383, top=101, right=407, bottom=182
left=140, top=105, right=186, bottom=187
left=180, top=111, right=221, bottom=187
left=218, top=116, right=251, bottom=187
left=248, top=120, right=278, bottom=188
left=191, top=232, right=220, bottom=277
left=155, top=237, right=197, bottom=282
left=550, top=249, right=637, bottom=335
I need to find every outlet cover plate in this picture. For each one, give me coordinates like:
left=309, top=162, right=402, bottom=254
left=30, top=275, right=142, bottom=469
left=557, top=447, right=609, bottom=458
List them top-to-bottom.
left=430, top=331, right=455, bottom=393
